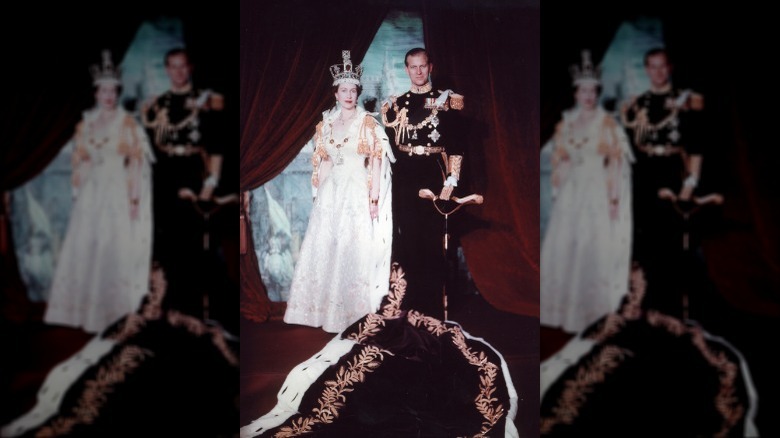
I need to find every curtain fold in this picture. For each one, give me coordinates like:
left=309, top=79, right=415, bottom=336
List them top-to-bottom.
left=239, top=0, right=390, bottom=322
left=423, top=2, right=541, bottom=316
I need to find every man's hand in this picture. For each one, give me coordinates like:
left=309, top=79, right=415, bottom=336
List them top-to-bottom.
left=439, top=184, right=454, bottom=201
left=199, top=185, right=215, bottom=201
left=678, top=185, right=694, bottom=201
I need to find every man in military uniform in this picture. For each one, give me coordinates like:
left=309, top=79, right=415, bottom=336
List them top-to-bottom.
left=142, top=47, right=225, bottom=318
left=620, top=47, right=704, bottom=315
left=381, top=48, right=466, bottom=320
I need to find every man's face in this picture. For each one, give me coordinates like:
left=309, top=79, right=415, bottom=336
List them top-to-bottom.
left=165, top=53, right=191, bottom=89
left=405, top=53, right=432, bottom=87
left=645, top=53, right=671, bottom=89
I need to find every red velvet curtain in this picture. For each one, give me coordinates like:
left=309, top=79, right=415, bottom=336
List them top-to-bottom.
left=239, top=0, right=390, bottom=322
left=423, top=2, right=541, bottom=316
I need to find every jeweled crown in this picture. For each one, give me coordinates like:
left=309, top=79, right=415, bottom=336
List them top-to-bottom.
left=570, top=49, right=600, bottom=86
left=90, top=50, right=121, bottom=86
left=330, top=50, right=363, bottom=86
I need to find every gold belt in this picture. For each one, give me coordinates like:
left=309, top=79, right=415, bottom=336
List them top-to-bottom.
left=157, top=144, right=204, bottom=157
left=638, top=144, right=683, bottom=157
left=398, top=145, right=445, bottom=156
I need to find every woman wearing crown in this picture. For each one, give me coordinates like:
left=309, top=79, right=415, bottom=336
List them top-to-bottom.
left=43, top=50, right=155, bottom=333
left=282, top=50, right=395, bottom=333
left=540, top=50, right=635, bottom=333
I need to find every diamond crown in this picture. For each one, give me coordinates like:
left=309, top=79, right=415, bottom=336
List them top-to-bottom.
left=570, top=49, right=600, bottom=86
left=90, top=50, right=121, bottom=86
left=330, top=50, right=363, bottom=86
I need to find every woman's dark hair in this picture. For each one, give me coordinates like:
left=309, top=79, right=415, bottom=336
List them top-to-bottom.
left=93, top=83, right=123, bottom=98
left=331, top=83, right=363, bottom=97
left=571, top=83, right=602, bottom=96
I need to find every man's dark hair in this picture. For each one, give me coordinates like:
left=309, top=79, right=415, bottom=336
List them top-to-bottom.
left=164, top=47, right=190, bottom=66
left=644, top=47, right=670, bottom=66
left=404, top=48, right=431, bottom=67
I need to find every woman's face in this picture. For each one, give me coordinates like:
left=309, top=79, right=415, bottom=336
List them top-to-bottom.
left=575, top=82, right=598, bottom=110
left=95, top=83, right=118, bottom=110
left=334, top=84, right=358, bottom=110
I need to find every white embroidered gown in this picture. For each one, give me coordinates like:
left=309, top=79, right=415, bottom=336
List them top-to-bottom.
left=540, top=106, right=634, bottom=333
left=44, top=107, right=154, bottom=333
left=284, top=107, right=393, bottom=333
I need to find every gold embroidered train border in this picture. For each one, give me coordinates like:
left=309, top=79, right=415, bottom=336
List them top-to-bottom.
left=342, top=263, right=507, bottom=437
left=391, top=263, right=507, bottom=436
left=541, top=266, right=744, bottom=435
left=619, top=267, right=743, bottom=434
left=104, top=276, right=238, bottom=367
left=166, top=310, right=239, bottom=367
left=646, top=311, right=744, bottom=436
left=444, top=320, right=506, bottom=436
left=34, top=345, right=153, bottom=438
left=272, top=345, right=385, bottom=438
left=539, top=345, right=632, bottom=434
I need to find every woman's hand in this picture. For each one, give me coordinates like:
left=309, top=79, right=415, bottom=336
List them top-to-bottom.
left=369, top=198, right=379, bottom=219
left=130, top=199, right=140, bottom=220
left=609, top=199, right=619, bottom=221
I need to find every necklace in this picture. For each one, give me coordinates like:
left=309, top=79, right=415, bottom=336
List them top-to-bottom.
left=337, top=111, right=357, bottom=125
left=567, top=134, right=588, bottom=149
left=329, top=136, right=349, bottom=165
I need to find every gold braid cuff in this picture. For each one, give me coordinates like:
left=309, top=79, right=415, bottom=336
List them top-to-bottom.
left=449, top=93, right=465, bottom=110
left=448, top=155, right=463, bottom=180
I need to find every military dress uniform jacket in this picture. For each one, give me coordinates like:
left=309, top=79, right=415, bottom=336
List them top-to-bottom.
left=380, top=86, right=466, bottom=319
left=620, top=87, right=704, bottom=195
left=143, top=88, right=225, bottom=194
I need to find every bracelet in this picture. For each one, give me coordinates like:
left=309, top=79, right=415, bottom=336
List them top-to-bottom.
left=683, top=175, right=698, bottom=188
left=131, top=198, right=140, bottom=206
left=370, top=198, right=379, bottom=205
left=610, top=199, right=619, bottom=206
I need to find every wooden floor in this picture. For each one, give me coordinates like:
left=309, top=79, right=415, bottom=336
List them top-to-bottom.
left=240, top=291, right=540, bottom=437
